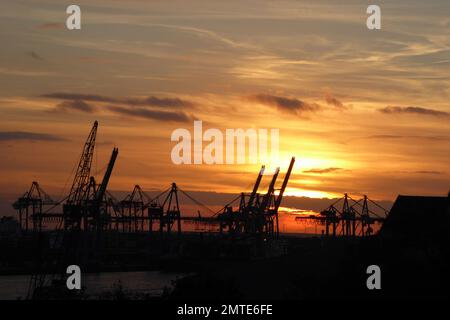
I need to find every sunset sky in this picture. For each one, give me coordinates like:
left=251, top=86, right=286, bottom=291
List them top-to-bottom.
left=1, top=0, right=449, bottom=210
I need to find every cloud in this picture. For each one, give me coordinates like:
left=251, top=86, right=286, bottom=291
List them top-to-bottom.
left=27, top=51, right=44, bottom=61
left=42, top=92, right=194, bottom=108
left=42, top=92, right=195, bottom=121
left=43, top=93, right=117, bottom=103
left=247, top=94, right=321, bottom=115
left=325, top=94, right=347, bottom=109
left=123, top=96, right=194, bottom=108
left=55, top=100, right=96, bottom=113
left=108, top=105, right=192, bottom=122
left=379, top=106, right=450, bottom=118
left=0, top=132, right=66, bottom=142
left=303, top=167, right=343, bottom=174
left=390, top=170, right=446, bottom=175
left=414, top=170, right=444, bottom=175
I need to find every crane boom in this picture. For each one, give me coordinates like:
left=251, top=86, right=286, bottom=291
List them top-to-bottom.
left=67, top=121, right=98, bottom=204
left=95, top=147, right=118, bottom=204
left=274, top=157, right=295, bottom=211
left=247, top=165, right=265, bottom=208
left=260, top=167, right=280, bottom=211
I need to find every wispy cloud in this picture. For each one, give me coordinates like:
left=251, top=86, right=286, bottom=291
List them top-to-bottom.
left=146, top=23, right=257, bottom=50
left=27, top=51, right=44, bottom=61
left=42, top=92, right=194, bottom=108
left=42, top=92, right=195, bottom=121
left=43, top=93, right=115, bottom=103
left=247, top=94, right=321, bottom=115
left=325, top=94, right=347, bottom=109
left=123, top=96, right=194, bottom=108
left=54, top=100, right=96, bottom=113
left=108, top=105, right=192, bottom=122
left=379, top=106, right=450, bottom=118
left=0, top=132, right=65, bottom=142
left=303, top=167, right=343, bottom=174
left=390, top=170, right=446, bottom=175
left=414, top=170, right=445, bottom=175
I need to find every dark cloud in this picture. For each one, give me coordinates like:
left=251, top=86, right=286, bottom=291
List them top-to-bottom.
left=28, top=51, right=44, bottom=61
left=42, top=92, right=194, bottom=108
left=42, top=92, right=195, bottom=121
left=43, top=93, right=116, bottom=103
left=247, top=94, right=321, bottom=115
left=325, top=94, right=346, bottom=109
left=123, top=96, right=194, bottom=108
left=55, top=100, right=96, bottom=113
left=109, top=105, right=192, bottom=122
left=379, top=106, right=450, bottom=118
left=0, top=132, right=65, bottom=142
left=303, top=167, right=343, bottom=174
left=389, top=170, right=446, bottom=176
left=414, top=170, right=445, bottom=175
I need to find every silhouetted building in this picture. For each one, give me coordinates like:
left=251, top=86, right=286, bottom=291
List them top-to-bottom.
left=380, top=195, right=450, bottom=243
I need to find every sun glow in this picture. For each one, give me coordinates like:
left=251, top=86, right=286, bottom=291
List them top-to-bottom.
left=244, top=155, right=343, bottom=198
left=282, top=187, right=337, bottom=199
left=278, top=207, right=320, bottom=216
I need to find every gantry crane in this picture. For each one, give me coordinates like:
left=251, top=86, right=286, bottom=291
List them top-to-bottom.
left=27, top=121, right=118, bottom=299
left=63, top=121, right=98, bottom=231
left=273, top=156, right=295, bottom=237
left=216, top=157, right=295, bottom=238
left=13, top=181, right=57, bottom=232
left=119, top=185, right=151, bottom=232
left=295, top=193, right=388, bottom=237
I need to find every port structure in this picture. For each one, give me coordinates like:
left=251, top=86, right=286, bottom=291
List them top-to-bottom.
left=9, top=120, right=390, bottom=299
left=62, top=120, right=119, bottom=233
left=13, top=121, right=295, bottom=241
left=13, top=121, right=388, bottom=241
left=13, top=121, right=389, bottom=240
left=13, top=121, right=296, bottom=298
left=215, top=157, right=295, bottom=238
left=13, top=181, right=57, bottom=232
left=295, top=193, right=388, bottom=237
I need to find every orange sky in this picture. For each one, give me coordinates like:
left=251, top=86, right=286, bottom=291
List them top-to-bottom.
left=0, top=0, right=449, bottom=205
